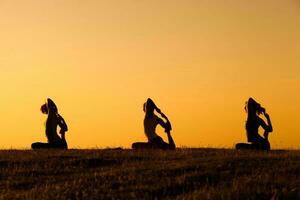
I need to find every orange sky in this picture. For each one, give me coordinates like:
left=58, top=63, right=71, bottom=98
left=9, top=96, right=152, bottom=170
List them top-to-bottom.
left=0, top=0, right=299, bottom=149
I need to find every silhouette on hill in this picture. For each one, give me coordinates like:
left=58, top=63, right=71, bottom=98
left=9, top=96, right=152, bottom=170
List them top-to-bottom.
left=236, top=97, right=273, bottom=150
left=31, top=98, right=68, bottom=149
left=132, top=98, right=176, bottom=150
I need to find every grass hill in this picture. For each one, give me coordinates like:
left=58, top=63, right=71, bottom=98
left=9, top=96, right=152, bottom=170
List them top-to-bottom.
left=0, top=149, right=299, bottom=199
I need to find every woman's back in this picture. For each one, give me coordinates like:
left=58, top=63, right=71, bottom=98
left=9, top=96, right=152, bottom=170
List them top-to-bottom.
left=46, top=113, right=61, bottom=143
left=144, top=114, right=159, bottom=141
left=246, top=116, right=261, bottom=142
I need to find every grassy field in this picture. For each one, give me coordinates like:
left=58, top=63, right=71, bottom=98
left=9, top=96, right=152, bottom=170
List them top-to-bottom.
left=0, top=149, right=299, bottom=200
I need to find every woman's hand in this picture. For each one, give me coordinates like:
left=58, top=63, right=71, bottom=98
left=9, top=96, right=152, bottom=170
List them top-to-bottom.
left=47, top=98, right=58, bottom=113
left=155, top=108, right=161, bottom=114
left=263, top=110, right=273, bottom=133
left=160, top=112, right=169, bottom=120
left=264, top=112, right=270, bottom=119
left=164, top=120, right=172, bottom=133
left=59, top=129, right=66, bottom=135
left=264, top=131, right=269, bottom=140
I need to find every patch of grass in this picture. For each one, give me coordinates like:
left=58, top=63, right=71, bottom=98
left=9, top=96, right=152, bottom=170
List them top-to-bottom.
left=0, top=149, right=299, bottom=199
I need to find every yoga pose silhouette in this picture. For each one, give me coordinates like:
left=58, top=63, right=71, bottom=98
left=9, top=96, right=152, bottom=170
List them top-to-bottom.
left=31, top=98, right=68, bottom=149
left=132, top=98, right=176, bottom=150
left=236, top=98, right=273, bottom=150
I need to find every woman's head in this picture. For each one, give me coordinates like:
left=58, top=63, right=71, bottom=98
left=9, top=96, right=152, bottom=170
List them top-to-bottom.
left=41, top=98, right=58, bottom=114
left=47, top=98, right=58, bottom=113
left=143, top=98, right=159, bottom=114
left=245, top=98, right=265, bottom=115
left=144, top=99, right=154, bottom=113
left=40, top=103, right=48, bottom=114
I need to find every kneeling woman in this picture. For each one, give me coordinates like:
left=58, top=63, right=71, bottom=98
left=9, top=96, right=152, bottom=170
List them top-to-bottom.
left=32, top=98, right=68, bottom=149
left=132, top=98, right=176, bottom=150
left=236, top=98, right=273, bottom=150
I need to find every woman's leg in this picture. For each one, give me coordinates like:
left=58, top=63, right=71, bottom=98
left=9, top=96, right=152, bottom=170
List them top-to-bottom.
left=165, top=131, right=176, bottom=150
left=59, top=133, right=68, bottom=149
left=236, top=133, right=270, bottom=150
left=132, top=134, right=176, bottom=150
left=253, top=135, right=270, bottom=150
left=150, top=136, right=175, bottom=150
left=32, top=139, right=68, bottom=150
left=60, top=139, right=68, bottom=149
left=132, top=139, right=169, bottom=150
left=259, top=139, right=270, bottom=150
left=264, top=140, right=271, bottom=150
left=51, top=141, right=67, bottom=149
left=236, top=141, right=270, bottom=150
left=31, top=142, right=52, bottom=149
left=132, top=142, right=153, bottom=149
left=236, top=143, right=255, bottom=150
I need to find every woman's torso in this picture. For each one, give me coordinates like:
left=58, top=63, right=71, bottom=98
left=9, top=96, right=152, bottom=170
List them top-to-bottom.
left=46, top=114, right=61, bottom=143
left=144, top=114, right=159, bottom=141
left=246, top=116, right=261, bottom=142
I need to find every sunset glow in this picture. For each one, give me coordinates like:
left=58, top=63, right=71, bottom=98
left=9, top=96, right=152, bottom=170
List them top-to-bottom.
left=0, top=0, right=299, bottom=148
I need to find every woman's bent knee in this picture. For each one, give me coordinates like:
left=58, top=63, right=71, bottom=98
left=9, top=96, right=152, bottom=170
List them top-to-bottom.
left=31, top=142, right=48, bottom=149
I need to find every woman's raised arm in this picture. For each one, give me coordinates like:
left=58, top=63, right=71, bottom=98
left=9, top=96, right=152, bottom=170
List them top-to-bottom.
left=47, top=98, right=58, bottom=114
left=57, top=114, right=68, bottom=133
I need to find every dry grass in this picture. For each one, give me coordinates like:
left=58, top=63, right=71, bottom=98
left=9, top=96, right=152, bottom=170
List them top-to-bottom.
left=0, top=149, right=299, bottom=200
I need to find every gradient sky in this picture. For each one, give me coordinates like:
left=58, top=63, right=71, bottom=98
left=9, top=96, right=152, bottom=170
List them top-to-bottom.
left=0, top=0, right=299, bottom=149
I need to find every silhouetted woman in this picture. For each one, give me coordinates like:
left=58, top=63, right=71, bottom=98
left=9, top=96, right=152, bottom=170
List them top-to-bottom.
left=31, top=98, right=68, bottom=149
left=132, top=98, right=176, bottom=150
left=236, top=98, right=273, bottom=150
